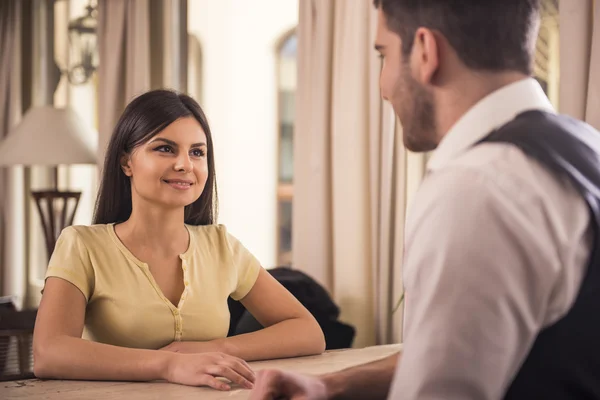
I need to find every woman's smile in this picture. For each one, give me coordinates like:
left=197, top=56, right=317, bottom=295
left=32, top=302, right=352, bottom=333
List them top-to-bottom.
left=162, top=178, right=194, bottom=190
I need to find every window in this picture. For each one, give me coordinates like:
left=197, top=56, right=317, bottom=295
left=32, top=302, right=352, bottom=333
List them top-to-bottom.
left=276, top=31, right=297, bottom=266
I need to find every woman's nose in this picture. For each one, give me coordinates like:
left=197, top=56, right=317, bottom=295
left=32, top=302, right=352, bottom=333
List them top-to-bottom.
left=174, top=154, right=193, bottom=172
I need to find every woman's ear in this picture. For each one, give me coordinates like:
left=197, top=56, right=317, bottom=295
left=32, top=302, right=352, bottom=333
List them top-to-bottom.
left=120, top=154, right=132, bottom=177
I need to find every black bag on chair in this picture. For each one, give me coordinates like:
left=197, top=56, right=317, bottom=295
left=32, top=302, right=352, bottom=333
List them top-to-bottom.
left=228, top=267, right=355, bottom=350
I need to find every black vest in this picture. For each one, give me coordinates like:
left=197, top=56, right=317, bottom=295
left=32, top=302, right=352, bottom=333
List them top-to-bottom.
left=478, top=110, right=600, bottom=399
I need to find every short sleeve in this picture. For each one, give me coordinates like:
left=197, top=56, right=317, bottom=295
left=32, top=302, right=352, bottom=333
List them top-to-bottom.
left=44, top=226, right=95, bottom=301
left=225, top=230, right=262, bottom=300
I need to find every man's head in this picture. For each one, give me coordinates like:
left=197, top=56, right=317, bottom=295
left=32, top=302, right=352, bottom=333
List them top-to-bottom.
left=374, top=0, right=541, bottom=152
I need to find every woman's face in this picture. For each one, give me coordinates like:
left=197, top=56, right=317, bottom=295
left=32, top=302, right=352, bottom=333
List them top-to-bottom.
left=121, top=117, right=209, bottom=210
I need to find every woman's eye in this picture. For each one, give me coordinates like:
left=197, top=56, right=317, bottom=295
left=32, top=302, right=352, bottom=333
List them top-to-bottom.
left=155, top=145, right=173, bottom=153
left=191, top=148, right=206, bottom=158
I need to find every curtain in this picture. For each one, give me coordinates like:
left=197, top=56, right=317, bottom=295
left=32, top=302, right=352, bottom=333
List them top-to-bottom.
left=0, top=0, right=26, bottom=307
left=97, top=0, right=151, bottom=164
left=97, top=0, right=188, bottom=164
left=293, top=0, right=426, bottom=347
left=559, top=0, right=600, bottom=129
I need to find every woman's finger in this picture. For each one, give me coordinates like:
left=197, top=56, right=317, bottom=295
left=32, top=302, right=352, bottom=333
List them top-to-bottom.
left=221, top=357, right=256, bottom=382
left=205, top=365, right=254, bottom=389
left=198, top=375, right=231, bottom=391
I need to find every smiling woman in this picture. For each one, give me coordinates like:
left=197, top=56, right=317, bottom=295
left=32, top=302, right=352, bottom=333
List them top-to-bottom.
left=31, top=90, right=325, bottom=391
left=93, top=90, right=217, bottom=226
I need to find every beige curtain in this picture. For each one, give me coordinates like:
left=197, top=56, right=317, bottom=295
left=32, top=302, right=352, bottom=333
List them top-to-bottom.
left=0, top=0, right=26, bottom=306
left=97, top=0, right=188, bottom=164
left=97, top=0, right=151, bottom=164
left=293, top=0, right=426, bottom=347
left=559, top=0, right=600, bottom=128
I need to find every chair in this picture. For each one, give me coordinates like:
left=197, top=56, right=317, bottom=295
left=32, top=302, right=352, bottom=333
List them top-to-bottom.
left=228, top=267, right=356, bottom=349
left=0, top=298, right=37, bottom=381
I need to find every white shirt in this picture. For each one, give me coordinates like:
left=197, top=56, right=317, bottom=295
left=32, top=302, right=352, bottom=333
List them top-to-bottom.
left=389, top=78, right=593, bottom=400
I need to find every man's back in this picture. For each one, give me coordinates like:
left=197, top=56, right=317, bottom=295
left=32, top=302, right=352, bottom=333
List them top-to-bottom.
left=391, top=79, right=593, bottom=399
left=486, top=110, right=600, bottom=399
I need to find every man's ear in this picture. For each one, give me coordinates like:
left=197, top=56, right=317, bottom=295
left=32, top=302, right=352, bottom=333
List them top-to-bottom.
left=411, top=27, right=440, bottom=85
left=120, top=154, right=132, bottom=177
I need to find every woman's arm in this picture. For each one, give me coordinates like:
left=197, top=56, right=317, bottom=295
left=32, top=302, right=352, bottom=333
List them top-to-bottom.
left=162, top=268, right=326, bottom=361
left=34, top=278, right=255, bottom=390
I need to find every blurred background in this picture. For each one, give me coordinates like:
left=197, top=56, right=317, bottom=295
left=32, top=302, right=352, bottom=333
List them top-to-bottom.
left=1, top=0, right=596, bottom=352
left=1, top=0, right=299, bottom=308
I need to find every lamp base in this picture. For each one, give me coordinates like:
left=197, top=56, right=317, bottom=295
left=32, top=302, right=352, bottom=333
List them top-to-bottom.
left=31, top=190, right=81, bottom=261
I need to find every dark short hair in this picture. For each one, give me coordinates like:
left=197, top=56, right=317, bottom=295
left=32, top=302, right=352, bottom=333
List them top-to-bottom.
left=374, top=0, right=541, bottom=74
left=93, top=89, right=218, bottom=226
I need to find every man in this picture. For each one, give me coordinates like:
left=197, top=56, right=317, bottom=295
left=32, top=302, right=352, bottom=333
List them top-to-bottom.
left=250, top=0, right=600, bottom=399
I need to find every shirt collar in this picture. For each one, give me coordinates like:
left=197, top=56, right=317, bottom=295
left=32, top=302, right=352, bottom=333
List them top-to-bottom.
left=426, top=77, right=555, bottom=172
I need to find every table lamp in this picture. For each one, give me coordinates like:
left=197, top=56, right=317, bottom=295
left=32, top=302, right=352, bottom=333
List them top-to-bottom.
left=0, top=106, right=97, bottom=261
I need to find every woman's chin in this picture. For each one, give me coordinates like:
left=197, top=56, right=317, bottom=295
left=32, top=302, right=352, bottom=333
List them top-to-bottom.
left=158, top=196, right=201, bottom=210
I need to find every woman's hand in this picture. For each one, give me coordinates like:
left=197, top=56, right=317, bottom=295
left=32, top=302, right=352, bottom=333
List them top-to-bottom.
left=164, top=352, right=255, bottom=390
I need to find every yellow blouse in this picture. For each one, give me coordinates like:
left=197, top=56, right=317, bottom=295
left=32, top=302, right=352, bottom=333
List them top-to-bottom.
left=44, top=224, right=261, bottom=349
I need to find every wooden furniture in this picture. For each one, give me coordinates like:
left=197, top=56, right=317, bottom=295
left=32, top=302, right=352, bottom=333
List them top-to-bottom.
left=0, top=106, right=97, bottom=261
left=31, top=190, right=82, bottom=261
left=0, top=300, right=37, bottom=381
left=1, top=344, right=401, bottom=399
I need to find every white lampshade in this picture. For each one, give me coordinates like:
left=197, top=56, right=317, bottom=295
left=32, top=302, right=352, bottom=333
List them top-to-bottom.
left=0, top=106, right=97, bottom=166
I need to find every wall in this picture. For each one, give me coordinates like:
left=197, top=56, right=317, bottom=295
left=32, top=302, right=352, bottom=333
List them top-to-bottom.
left=188, top=0, right=298, bottom=268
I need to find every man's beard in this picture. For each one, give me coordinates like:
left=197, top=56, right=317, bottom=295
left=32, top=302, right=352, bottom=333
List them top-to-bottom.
left=398, top=69, right=438, bottom=153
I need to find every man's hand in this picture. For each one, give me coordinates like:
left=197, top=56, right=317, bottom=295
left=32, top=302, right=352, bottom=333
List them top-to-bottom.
left=250, top=353, right=400, bottom=400
left=249, top=369, right=329, bottom=400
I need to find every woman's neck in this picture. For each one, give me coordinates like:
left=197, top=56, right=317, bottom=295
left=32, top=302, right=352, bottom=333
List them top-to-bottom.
left=116, top=204, right=189, bottom=257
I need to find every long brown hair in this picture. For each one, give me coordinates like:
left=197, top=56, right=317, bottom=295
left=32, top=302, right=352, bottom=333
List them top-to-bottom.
left=93, top=89, right=218, bottom=225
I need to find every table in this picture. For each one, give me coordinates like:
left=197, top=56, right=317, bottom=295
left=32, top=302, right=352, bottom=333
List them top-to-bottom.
left=1, top=344, right=401, bottom=399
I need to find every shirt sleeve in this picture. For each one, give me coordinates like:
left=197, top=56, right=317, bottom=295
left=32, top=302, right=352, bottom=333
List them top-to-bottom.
left=390, top=167, right=565, bottom=400
left=44, top=226, right=95, bottom=301
left=224, top=229, right=262, bottom=300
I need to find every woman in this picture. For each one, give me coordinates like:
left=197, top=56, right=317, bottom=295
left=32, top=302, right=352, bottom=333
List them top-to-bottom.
left=32, top=90, right=325, bottom=391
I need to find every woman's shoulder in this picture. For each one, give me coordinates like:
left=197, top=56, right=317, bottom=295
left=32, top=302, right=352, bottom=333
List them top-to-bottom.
left=186, top=223, right=229, bottom=238
left=60, top=224, right=113, bottom=245
left=186, top=224, right=238, bottom=248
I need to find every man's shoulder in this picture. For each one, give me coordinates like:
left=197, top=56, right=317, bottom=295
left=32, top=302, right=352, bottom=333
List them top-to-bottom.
left=415, top=142, right=586, bottom=222
left=449, top=142, right=533, bottom=179
left=425, top=143, right=543, bottom=202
